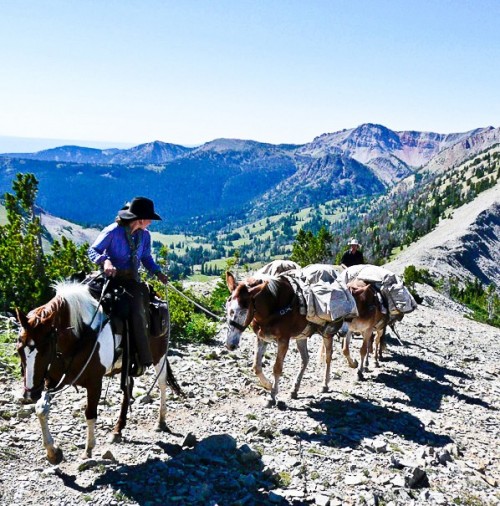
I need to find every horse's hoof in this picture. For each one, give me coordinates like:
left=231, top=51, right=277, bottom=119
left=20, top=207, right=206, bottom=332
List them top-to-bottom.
left=352, top=360, right=359, bottom=369
left=357, top=371, right=365, bottom=381
left=321, top=386, right=329, bottom=393
left=290, top=391, right=298, bottom=400
left=265, top=399, right=276, bottom=408
left=277, top=401, right=287, bottom=410
left=156, top=421, right=168, bottom=433
left=109, top=432, right=122, bottom=444
left=47, top=447, right=64, bottom=465
left=80, top=450, right=92, bottom=460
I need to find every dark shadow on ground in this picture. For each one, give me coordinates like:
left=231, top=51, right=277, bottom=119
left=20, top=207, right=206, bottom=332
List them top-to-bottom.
left=389, top=344, right=471, bottom=381
left=374, top=351, right=491, bottom=412
left=283, top=396, right=452, bottom=449
left=76, top=434, right=300, bottom=506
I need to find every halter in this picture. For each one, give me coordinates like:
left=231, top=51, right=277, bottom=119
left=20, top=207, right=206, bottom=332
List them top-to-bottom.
left=21, top=326, right=58, bottom=397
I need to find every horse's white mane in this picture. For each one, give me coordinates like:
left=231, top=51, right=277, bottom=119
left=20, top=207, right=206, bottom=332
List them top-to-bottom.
left=53, top=281, right=105, bottom=335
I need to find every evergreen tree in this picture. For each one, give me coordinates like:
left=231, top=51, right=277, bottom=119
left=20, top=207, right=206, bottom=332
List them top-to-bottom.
left=0, top=173, right=92, bottom=313
left=0, top=174, right=50, bottom=312
left=290, top=226, right=334, bottom=266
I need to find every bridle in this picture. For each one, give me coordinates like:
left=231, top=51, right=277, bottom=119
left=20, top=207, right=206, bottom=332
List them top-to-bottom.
left=227, top=297, right=255, bottom=332
left=19, top=326, right=58, bottom=397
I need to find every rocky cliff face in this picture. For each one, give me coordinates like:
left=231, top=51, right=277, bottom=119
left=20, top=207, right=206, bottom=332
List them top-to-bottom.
left=297, top=124, right=494, bottom=186
left=422, top=127, right=500, bottom=175
left=385, top=182, right=500, bottom=286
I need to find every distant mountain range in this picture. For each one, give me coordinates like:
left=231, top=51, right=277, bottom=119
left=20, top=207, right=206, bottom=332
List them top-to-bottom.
left=1, top=123, right=498, bottom=230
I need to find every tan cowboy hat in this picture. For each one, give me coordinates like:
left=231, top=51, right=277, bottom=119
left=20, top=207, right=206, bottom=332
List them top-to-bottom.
left=118, top=197, right=162, bottom=220
left=348, top=238, right=360, bottom=246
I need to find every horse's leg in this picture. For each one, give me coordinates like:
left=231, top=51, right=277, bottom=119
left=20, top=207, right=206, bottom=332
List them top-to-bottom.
left=374, top=327, right=386, bottom=367
left=342, top=330, right=358, bottom=369
left=358, top=330, right=372, bottom=381
left=364, top=333, right=374, bottom=369
left=321, top=334, right=334, bottom=393
left=252, top=338, right=272, bottom=391
left=268, top=338, right=290, bottom=408
left=290, top=338, right=309, bottom=400
left=155, top=355, right=168, bottom=432
left=110, top=377, right=133, bottom=443
left=82, top=380, right=102, bottom=459
left=35, top=391, right=63, bottom=465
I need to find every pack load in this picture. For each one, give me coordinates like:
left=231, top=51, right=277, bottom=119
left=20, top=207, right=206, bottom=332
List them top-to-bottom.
left=256, top=259, right=301, bottom=276
left=283, top=264, right=358, bottom=325
left=338, top=264, right=417, bottom=316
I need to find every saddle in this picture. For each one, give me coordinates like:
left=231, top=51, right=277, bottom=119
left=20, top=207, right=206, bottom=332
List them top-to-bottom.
left=82, top=273, right=169, bottom=376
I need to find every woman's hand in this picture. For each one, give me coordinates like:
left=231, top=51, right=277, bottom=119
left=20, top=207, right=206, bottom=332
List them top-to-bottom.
left=103, top=259, right=117, bottom=277
left=156, top=272, right=168, bottom=284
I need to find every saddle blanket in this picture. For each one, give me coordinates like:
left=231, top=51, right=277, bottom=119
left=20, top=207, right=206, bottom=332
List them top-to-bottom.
left=338, top=264, right=417, bottom=315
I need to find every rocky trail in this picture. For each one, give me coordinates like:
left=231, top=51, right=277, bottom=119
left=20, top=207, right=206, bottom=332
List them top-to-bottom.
left=1, top=284, right=499, bottom=506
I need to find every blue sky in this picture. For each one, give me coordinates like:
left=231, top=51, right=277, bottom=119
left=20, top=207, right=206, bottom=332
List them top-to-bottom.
left=0, top=0, right=499, bottom=151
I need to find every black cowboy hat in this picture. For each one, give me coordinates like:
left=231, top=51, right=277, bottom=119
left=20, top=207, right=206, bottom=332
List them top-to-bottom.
left=118, top=197, right=162, bottom=220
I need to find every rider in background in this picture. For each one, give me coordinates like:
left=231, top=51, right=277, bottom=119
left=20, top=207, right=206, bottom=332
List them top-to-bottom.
left=88, top=197, right=168, bottom=375
left=340, top=238, right=365, bottom=269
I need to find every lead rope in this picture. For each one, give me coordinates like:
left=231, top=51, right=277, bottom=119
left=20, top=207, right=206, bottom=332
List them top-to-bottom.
left=166, top=281, right=224, bottom=321
left=389, top=321, right=405, bottom=347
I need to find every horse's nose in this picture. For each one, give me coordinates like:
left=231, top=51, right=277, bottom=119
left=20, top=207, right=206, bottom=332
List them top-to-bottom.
left=226, top=342, right=237, bottom=351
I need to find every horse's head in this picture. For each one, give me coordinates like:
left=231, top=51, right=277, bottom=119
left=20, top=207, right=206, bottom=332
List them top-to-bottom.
left=225, top=272, right=268, bottom=350
left=16, top=282, right=104, bottom=404
left=16, top=306, right=59, bottom=404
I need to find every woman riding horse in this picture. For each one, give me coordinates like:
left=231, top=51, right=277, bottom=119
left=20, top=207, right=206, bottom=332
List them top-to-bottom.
left=88, top=197, right=168, bottom=376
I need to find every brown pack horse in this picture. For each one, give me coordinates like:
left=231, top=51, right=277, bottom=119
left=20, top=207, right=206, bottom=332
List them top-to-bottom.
left=225, top=272, right=341, bottom=407
left=334, top=278, right=390, bottom=381
left=16, top=281, right=182, bottom=464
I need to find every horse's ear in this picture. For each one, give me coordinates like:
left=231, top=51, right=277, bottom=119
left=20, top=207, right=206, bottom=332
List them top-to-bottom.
left=226, top=271, right=237, bottom=292
left=248, top=280, right=268, bottom=297
left=16, top=308, right=29, bottom=329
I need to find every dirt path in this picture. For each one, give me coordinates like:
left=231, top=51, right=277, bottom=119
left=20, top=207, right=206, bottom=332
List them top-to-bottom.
left=1, top=284, right=499, bottom=506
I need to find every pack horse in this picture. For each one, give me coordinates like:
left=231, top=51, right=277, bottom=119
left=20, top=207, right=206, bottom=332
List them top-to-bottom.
left=225, top=271, right=342, bottom=406
left=16, top=281, right=182, bottom=464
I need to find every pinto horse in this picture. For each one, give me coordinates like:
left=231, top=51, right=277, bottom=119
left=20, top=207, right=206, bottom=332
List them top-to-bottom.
left=225, top=272, right=341, bottom=407
left=334, top=278, right=390, bottom=381
left=16, top=281, right=182, bottom=464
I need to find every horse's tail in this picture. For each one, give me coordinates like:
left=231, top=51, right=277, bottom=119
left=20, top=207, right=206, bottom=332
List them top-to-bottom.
left=166, top=359, right=185, bottom=398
